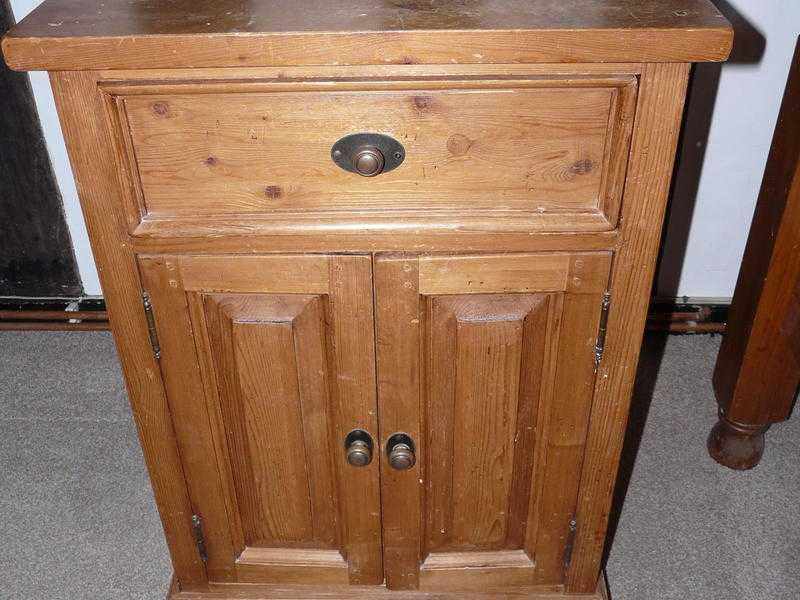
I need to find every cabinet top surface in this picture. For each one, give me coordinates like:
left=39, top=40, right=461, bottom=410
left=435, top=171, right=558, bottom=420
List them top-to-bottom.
left=3, top=0, right=731, bottom=70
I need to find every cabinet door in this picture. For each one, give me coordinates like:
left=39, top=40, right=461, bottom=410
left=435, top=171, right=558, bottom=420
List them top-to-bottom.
left=374, top=252, right=611, bottom=591
left=138, top=254, right=382, bottom=586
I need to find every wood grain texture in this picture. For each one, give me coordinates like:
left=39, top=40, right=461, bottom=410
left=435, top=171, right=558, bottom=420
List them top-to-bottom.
left=2, top=0, right=731, bottom=70
left=32, top=10, right=710, bottom=594
left=96, top=63, right=646, bottom=82
left=566, top=63, right=691, bottom=592
left=85, top=64, right=641, bottom=242
left=48, top=70, right=207, bottom=588
left=113, top=79, right=631, bottom=226
left=133, top=215, right=622, bottom=248
left=131, top=227, right=620, bottom=256
left=138, top=253, right=378, bottom=587
left=419, top=253, right=610, bottom=295
left=178, top=255, right=330, bottom=293
left=192, top=255, right=380, bottom=585
left=374, top=256, right=424, bottom=590
left=531, top=293, right=606, bottom=584
left=204, top=295, right=326, bottom=547
left=446, top=296, right=542, bottom=549
left=235, top=549, right=348, bottom=585
left=419, top=550, right=536, bottom=591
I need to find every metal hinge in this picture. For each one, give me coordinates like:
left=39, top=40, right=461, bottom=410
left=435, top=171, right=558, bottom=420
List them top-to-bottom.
left=141, top=291, right=161, bottom=359
left=594, top=291, right=612, bottom=370
left=191, top=514, right=208, bottom=563
left=563, top=517, right=578, bottom=568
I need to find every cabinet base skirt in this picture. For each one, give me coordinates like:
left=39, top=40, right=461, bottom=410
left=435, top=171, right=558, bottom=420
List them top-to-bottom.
left=167, top=574, right=609, bottom=600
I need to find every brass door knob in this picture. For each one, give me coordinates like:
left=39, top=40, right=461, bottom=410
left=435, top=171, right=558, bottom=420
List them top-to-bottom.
left=353, top=146, right=385, bottom=177
left=345, top=430, right=373, bottom=467
left=386, top=433, right=416, bottom=471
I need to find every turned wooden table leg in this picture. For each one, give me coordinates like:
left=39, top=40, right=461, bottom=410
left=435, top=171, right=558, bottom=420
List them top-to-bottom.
left=709, top=39, right=800, bottom=471
left=707, top=412, right=769, bottom=471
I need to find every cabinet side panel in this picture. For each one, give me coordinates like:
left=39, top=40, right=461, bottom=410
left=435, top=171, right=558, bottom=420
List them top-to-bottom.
left=566, top=62, right=691, bottom=592
left=48, top=71, right=207, bottom=587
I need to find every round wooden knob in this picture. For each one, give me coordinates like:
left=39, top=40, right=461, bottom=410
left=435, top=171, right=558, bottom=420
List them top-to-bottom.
left=353, top=146, right=385, bottom=177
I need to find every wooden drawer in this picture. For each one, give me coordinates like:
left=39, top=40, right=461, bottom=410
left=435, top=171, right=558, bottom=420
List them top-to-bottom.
left=104, top=76, right=637, bottom=236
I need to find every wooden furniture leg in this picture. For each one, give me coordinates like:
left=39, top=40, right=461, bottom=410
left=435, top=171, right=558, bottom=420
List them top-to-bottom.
left=710, top=38, right=800, bottom=470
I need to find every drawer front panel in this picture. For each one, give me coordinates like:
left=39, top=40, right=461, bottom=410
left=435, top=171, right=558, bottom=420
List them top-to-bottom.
left=108, top=77, right=636, bottom=234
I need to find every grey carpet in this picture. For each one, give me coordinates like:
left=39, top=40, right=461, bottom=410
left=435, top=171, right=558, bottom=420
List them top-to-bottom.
left=0, top=331, right=797, bottom=599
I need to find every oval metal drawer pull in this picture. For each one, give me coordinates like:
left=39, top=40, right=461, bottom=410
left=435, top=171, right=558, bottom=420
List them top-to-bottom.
left=331, top=133, right=405, bottom=177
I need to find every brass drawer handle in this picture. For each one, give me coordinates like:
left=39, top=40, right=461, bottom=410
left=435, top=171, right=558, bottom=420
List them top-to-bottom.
left=331, top=133, right=405, bottom=177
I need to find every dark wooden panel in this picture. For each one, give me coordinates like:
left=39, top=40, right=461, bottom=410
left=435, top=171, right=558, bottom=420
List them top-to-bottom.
left=0, top=0, right=79, bottom=296
left=709, top=37, right=800, bottom=470
left=713, top=37, right=800, bottom=422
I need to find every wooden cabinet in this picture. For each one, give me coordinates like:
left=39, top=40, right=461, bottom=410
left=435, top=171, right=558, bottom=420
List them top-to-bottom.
left=2, top=2, right=731, bottom=599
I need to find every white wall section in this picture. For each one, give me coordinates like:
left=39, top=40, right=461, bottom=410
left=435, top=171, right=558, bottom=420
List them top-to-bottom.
left=657, top=1, right=800, bottom=299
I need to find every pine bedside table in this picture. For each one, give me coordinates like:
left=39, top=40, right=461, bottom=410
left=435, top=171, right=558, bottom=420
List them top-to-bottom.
left=3, top=1, right=732, bottom=598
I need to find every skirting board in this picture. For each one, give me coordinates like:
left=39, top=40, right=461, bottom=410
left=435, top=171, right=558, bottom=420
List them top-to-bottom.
left=0, top=296, right=728, bottom=334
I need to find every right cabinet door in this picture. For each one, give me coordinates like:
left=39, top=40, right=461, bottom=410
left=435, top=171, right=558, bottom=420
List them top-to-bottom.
left=374, top=252, right=612, bottom=591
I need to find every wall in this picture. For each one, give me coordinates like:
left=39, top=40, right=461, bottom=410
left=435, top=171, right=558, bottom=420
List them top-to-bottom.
left=657, top=0, right=800, bottom=300
left=7, top=1, right=799, bottom=300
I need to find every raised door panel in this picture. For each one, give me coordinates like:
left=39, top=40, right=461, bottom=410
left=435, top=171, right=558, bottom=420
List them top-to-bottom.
left=374, top=252, right=610, bottom=591
left=138, top=254, right=381, bottom=587
left=202, top=294, right=336, bottom=549
left=426, top=294, right=549, bottom=553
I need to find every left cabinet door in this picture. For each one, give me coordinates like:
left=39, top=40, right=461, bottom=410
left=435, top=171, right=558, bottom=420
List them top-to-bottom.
left=138, top=254, right=382, bottom=587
